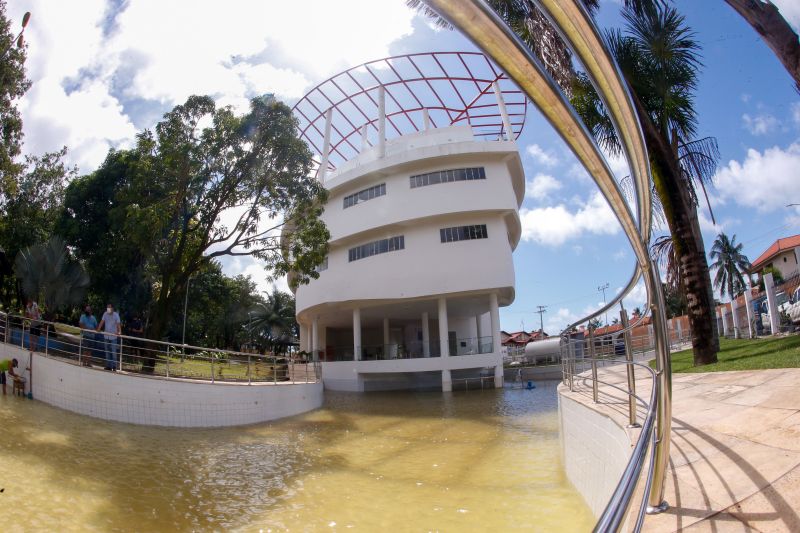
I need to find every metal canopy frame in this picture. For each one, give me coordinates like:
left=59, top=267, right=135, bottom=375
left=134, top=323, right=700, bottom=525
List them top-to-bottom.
left=292, top=52, right=528, bottom=170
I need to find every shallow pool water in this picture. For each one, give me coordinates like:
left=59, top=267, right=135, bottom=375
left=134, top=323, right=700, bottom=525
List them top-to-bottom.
left=0, top=382, right=594, bottom=531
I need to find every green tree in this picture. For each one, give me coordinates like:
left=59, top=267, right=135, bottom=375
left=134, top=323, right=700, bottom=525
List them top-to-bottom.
left=0, top=2, right=30, bottom=199
left=570, top=5, right=721, bottom=365
left=120, top=94, right=327, bottom=370
left=0, top=148, right=77, bottom=306
left=56, top=149, right=150, bottom=314
left=709, top=232, right=751, bottom=301
left=14, top=236, right=89, bottom=313
left=758, top=266, right=784, bottom=291
left=247, top=287, right=297, bottom=354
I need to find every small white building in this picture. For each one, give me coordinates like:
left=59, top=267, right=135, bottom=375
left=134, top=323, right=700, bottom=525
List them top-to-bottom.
left=290, top=53, right=527, bottom=392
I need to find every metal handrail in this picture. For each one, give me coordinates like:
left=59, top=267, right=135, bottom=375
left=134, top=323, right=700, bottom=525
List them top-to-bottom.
left=424, top=1, right=674, bottom=528
left=0, top=312, right=320, bottom=385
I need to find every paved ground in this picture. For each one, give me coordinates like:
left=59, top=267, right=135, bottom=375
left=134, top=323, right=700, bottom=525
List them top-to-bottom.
left=561, top=363, right=800, bottom=532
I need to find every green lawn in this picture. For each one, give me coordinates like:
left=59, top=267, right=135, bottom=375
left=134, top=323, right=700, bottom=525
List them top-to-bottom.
left=658, top=335, right=800, bottom=373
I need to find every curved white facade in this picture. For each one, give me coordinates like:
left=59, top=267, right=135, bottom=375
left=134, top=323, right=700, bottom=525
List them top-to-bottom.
left=295, top=124, right=525, bottom=392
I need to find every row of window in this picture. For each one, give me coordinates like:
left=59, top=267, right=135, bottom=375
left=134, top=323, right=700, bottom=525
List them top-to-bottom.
left=340, top=167, right=488, bottom=210
left=409, top=167, right=486, bottom=188
left=343, top=183, right=386, bottom=209
left=343, top=224, right=489, bottom=264
left=440, top=224, right=488, bottom=243
left=348, top=236, right=405, bottom=262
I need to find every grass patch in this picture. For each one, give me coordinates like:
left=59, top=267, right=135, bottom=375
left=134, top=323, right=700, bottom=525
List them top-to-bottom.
left=654, top=335, right=800, bottom=373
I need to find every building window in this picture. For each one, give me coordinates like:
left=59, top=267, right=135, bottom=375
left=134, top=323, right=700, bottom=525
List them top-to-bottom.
left=409, top=167, right=486, bottom=188
left=343, top=183, right=386, bottom=208
left=440, top=224, right=488, bottom=243
left=348, top=236, right=405, bottom=262
left=315, top=257, right=328, bottom=272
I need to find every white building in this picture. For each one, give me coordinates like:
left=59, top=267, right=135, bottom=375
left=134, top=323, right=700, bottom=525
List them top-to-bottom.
left=290, top=53, right=527, bottom=392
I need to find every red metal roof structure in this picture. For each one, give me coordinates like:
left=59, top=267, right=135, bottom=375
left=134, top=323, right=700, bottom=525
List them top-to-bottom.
left=292, top=52, right=528, bottom=172
left=749, top=234, right=800, bottom=273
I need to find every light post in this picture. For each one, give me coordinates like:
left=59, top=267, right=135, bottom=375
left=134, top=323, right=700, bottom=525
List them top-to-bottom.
left=598, top=282, right=610, bottom=328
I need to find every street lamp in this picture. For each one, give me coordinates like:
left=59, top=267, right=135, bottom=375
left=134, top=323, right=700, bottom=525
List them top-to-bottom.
left=1, top=12, right=30, bottom=60
left=598, top=282, right=610, bottom=328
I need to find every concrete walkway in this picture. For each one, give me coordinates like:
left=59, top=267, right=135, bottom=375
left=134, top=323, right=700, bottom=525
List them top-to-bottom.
left=561, top=364, right=800, bottom=532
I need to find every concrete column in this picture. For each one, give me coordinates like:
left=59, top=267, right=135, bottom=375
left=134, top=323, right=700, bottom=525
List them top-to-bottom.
left=492, top=81, right=514, bottom=141
left=377, top=85, right=386, bottom=158
left=319, top=108, right=333, bottom=183
left=422, top=108, right=431, bottom=130
left=765, top=272, right=780, bottom=335
left=744, top=286, right=755, bottom=338
left=489, top=293, right=501, bottom=354
left=490, top=293, right=503, bottom=388
left=438, top=297, right=449, bottom=358
left=731, top=298, right=740, bottom=339
left=721, top=307, right=729, bottom=337
left=353, top=308, right=361, bottom=361
left=422, top=312, right=430, bottom=357
left=476, top=314, right=484, bottom=352
left=312, top=318, right=319, bottom=358
left=383, top=318, right=390, bottom=358
left=676, top=320, right=682, bottom=342
left=299, top=323, right=309, bottom=352
left=442, top=368, right=452, bottom=392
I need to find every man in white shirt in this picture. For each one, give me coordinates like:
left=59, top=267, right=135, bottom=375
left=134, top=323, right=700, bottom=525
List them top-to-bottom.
left=97, top=303, right=122, bottom=371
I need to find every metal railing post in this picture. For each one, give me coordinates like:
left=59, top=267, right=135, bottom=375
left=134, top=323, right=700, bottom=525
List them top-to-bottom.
left=646, top=260, right=672, bottom=514
left=621, top=306, right=640, bottom=428
left=4, top=313, right=8, bottom=344
left=44, top=326, right=49, bottom=357
left=589, top=329, right=598, bottom=403
left=78, top=332, right=83, bottom=365
left=119, top=337, right=123, bottom=372
left=165, top=351, right=170, bottom=378
left=211, top=353, right=215, bottom=383
left=247, top=354, right=251, bottom=384
left=273, top=354, right=277, bottom=384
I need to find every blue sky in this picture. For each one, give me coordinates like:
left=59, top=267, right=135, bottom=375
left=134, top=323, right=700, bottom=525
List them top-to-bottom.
left=9, top=0, right=800, bottom=334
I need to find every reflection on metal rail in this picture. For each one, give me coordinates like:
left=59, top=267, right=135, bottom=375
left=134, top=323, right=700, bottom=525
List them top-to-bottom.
left=424, top=0, right=673, bottom=530
left=0, top=312, right=320, bottom=385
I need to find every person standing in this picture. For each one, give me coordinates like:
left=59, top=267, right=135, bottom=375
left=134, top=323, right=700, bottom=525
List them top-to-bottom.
left=25, top=300, right=42, bottom=352
left=97, top=304, right=121, bottom=371
left=79, top=305, right=98, bottom=366
left=127, top=313, right=144, bottom=367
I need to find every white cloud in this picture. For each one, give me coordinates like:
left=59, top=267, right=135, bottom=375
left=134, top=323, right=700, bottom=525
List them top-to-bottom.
left=10, top=0, right=417, bottom=173
left=792, top=102, right=800, bottom=127
left=742, top=112, right=779, bottom=135
left=714, top=142, right=800, bottom=212
left=526, top=143, right=559, bottom=167
left=605, top=151, right=630, bottom=180
left=567, top=162, right=591, bottom=183
left=525, top=173, right=562, bottom=201
left=519, top=191, right=620, bottom=246
left=698, top=210, right=723, bottom=234
left=621, top=281, right=647, bottom=313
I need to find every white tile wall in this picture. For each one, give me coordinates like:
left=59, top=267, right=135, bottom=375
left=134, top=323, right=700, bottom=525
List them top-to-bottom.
left=0, top=345, right=323, bottom=427
left=558, top=393, right=633, bottom=518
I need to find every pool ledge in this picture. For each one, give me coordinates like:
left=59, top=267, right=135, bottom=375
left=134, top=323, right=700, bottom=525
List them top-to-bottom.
left=1, top=344, right=323, bottom=427
left=559, top=364, right=800, bottom=531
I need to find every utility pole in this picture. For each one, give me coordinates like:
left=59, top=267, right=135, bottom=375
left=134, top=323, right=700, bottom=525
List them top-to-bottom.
left=598, top=282, right=610, bottom=328
left=534, top=305, right=547, bottom=335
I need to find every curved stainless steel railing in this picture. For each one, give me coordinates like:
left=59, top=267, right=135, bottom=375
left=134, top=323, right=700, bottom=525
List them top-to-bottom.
left=424, top=0, right=674, bottom=530
left=0, top=312, right=320, bottom=385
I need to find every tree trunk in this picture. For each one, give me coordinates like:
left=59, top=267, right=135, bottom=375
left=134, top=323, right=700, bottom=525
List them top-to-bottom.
left=725, top=0, right=800, bottom=92
left=632, top=93, right=720, bottom=365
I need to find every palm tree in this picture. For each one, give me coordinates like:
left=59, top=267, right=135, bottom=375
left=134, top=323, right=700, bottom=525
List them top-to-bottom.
left=709, top=233, right=751, bottom=301
left=14, top=236, right=90, bottom=312
left=247, top=288, right=297, bottom=354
